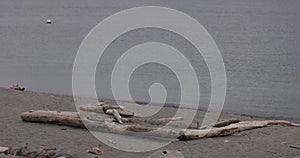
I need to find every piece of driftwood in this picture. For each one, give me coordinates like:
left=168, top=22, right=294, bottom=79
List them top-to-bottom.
left=101, top=103, right=125, bottom=111
left=80, top=104, right=133, bottom=116
left=80, top=104, right=124, bottom=112
left=104, top=108, right=134, bottom=117
left=105, top=109, right=134, bottom=117
left=110, top=109, right=123, bottom=124
left=21, top=110, right=85, bottom=128
left=21, top=110, right=300, bottom=141
left=21, top=110, right=179, bottom=138
left=21, top=110, right=183, bottom=128
left=85, top=115, right=184, bottom=130
left=127, top=117, right=183, bottom=125
left=158, top=117, right=183, bottom=122
left=200, top=118, right=240, bottom=129
left=84, top=119, right=179, bottom=138
left=213, top=119, right=240, bottom=128
left=179, top=120, right=300, bottom=140
left=290, top=145, right=300, bottom=150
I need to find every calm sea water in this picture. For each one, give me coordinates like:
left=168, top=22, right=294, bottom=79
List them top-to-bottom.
left=0, top=0, right=299, bottom=121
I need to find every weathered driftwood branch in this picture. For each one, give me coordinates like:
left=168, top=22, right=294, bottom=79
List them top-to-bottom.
left=101, top=103, right=125, bottom=111
left=80, top=105, right=133, bottom=117
left=80, top=105, right=186, bottom=127
left=104, top=108, right=134, bottom=117
left=109, top=109, right=123, bottom=124
left=21, top=110, right=300, bottom=141
left=21, top=110, right=85, bottom=128
left=21, top=110, right=179, bottom=138
left=127, top=117, right=184, bottom=126
left=158, top=117, right=183, bottom=122
left=200, top=118, right=240, bottom=129
left=213, top=119, right=240, bottom=128
left=179, top=120, right=300, bottom=140
left=266, top=120, right=300, bottom=127
left=290, top=145, right=300, bottom=150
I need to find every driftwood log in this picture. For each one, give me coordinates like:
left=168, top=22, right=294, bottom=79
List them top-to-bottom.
left=21, top=110, right=300, bottom=140
left=21, top=110, right=179, bottom=138
left=21, top=110, right=85, bottom=128
left=179, top=120, right=300, bottom=140
left=290, top=145, right=300, bottom=150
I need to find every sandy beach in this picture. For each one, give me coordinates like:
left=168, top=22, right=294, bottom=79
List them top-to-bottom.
left=0, top=87, right=299, bottom=158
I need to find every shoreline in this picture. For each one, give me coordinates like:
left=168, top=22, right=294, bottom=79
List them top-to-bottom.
left=1, top=87, right=300, bottom=157
left=1, top=87, right=297, bottom=123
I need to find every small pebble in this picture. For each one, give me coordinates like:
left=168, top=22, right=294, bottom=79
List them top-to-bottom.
left=149, top=150, right=184, bottom=158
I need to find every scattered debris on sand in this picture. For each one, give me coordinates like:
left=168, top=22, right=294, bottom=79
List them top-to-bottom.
left=0, top=144, right=78, bottom=158
left=86, top=145, right=103, bottom=155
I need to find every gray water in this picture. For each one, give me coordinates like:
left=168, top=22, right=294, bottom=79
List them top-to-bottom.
left=0, top=0, right=299, bottom=121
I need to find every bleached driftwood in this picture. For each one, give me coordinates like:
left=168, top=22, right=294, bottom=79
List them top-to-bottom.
left=98, top=102, right=182, bottom=125
left=100, top=103, right=125, bottom=111
left=80, top=104, right=133, bottom=117
left=104, top=108, right=134, bottom=117
left=109, top=109, right=123, bottom=124
left=21, top=110, right=300, bottom=141
left=21, top=110, right=85, bottom=128
left=21, top=110, right=179, bottom=138
left=127, top=117, right=183, bottom=125
left=158, top=117, right=183, bottom=122
left=200, top=118, right=240, bottom=129
left=212, top=119, right=240, bottom=128
left=179, top=120, right=300, bottom=140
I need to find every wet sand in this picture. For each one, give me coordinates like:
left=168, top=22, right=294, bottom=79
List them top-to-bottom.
left=0, top=87, right=300, bottom=158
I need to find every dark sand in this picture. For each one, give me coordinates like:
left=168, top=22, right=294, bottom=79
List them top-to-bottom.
left=0, top=87, right=300, bottom=158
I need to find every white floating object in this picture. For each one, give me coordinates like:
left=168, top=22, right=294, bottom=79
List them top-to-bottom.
left=46, top=19, right=52, bottom=24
